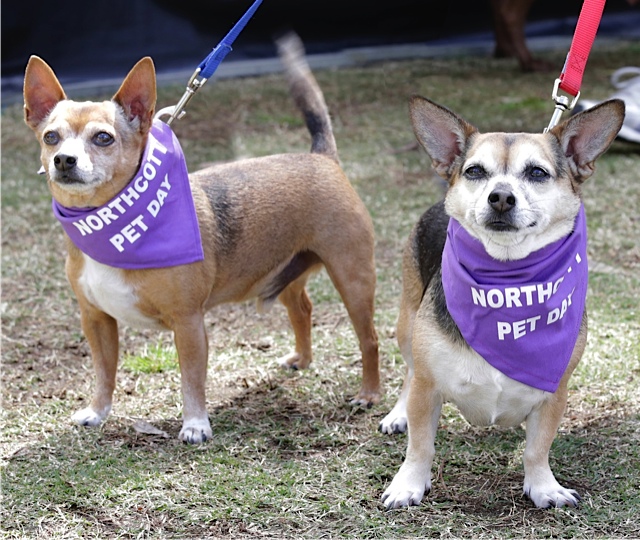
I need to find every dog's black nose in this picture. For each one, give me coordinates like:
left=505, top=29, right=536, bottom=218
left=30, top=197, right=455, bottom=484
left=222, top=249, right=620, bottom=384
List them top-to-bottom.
left=54, top=154, right=77, bottom=172
left=488, top=189, right=516, bottom=213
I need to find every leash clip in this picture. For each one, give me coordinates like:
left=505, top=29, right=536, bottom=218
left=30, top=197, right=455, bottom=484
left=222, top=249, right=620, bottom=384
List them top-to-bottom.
left=154, top=68, right=208, bottom=125
left=544, top=78, right=580, bottom=133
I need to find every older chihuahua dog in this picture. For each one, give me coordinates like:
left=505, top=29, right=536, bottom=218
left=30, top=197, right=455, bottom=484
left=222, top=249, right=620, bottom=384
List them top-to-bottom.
left=23, top=33, right=380, bottom=444
left=380, top=96, right=624, bottom=508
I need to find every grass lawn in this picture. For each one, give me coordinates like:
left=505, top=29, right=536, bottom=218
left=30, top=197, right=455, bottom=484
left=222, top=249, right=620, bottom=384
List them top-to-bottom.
left=2, top=40, right=639, bottom=538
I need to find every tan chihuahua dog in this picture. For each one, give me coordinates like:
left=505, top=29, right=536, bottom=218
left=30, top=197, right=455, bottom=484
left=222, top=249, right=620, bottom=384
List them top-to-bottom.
left=23, top=33, right=380, bottom=444
left=380, top=96, right=624, bottom=508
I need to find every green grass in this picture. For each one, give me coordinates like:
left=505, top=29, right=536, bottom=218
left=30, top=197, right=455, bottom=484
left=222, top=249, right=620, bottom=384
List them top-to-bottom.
left=2, top=41, right=640, bottom=539
left=122, top=345, right=179, bottom=375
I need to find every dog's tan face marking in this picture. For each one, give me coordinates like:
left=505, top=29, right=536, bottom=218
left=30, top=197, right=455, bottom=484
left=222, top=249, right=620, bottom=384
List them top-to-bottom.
left=24, top=55, right=155, bottom=209
left=409, top=96, right=626, bottom=262
left=35, top=100, right=146, bottom=208
left=445, top=133, right=581, bottom=260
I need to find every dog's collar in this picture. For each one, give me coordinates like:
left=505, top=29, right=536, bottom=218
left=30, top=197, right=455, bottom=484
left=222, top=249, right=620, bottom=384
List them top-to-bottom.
left=52, top=120, right=204, bottom=269
left=441, top=205, right=588, bottom=392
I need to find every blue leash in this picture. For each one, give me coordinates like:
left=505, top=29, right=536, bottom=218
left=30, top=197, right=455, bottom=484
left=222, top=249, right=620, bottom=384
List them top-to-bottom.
left=155, top=0, right=264, bottom=125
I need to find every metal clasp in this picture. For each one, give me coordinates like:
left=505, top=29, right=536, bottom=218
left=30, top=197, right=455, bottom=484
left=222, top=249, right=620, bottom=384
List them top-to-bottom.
left=154, top=68, right=209, bottom=125
left=544, top=78, right=580, bottom=133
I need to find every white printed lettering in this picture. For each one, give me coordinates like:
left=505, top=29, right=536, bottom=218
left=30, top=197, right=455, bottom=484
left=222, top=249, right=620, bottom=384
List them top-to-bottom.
left=147, top=135, right=168, bottom=166
left=143, top=162, right=156, bottom=180
left=134, top=176, right=148, bottom=192
left=120, top=186, right=141, bottom=207
left=108, top=197, right=126, bottom=214
left=148, top=200, right=160, bottom=217
left=96, top=206, right=119, bottom=225
left=85, top=215, right=103, bottom=231
left=73, top=220, right=93, bottom=237
left=110, top=234, right=125, bottom=252
left=537, top=281, right=553, bottom=303
left=471, top=287, right=486, bottom=307
left=505, top=287, right=522, bottom=308
left=487, top=289, right=504, bottom=308
left=497, top=321, right=511, bottom=340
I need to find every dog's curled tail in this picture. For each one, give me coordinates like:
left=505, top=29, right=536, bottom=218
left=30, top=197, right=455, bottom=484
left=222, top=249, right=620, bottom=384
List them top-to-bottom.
left=276, top=32, right=339, bottom=162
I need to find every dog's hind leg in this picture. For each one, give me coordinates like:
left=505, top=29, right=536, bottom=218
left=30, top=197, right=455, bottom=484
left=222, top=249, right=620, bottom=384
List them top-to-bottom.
left=322, top=255, right=381, bottom=406
left=277, top=273, right=316, bottom=370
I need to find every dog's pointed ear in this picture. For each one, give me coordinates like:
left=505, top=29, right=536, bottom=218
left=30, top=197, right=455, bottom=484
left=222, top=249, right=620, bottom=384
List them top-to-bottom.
left=23, top=55, right=67, bottom=130
left=112, top=57, right=157, bottom=133
left=409, top=95, right=477, bottom=180
left=551, top=99, right=625, bottom=182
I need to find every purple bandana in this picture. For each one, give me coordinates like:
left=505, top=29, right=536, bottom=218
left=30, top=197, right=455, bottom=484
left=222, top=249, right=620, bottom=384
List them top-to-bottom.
left=52, top=120, right=204, bottom=269
left=441, top=205, right=588, bottom=392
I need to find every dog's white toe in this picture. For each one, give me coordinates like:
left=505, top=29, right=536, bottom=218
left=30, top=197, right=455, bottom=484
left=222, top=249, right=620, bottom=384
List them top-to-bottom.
left=71, top=406, right=109, bottom=427
left=378, top=412, right=408, bottom=434
left=179, top=419, right=212, bottom=444
left=381, top=469, right=430, bottom=510
left=524, top=479, right=581, bottom=508
left=381, top=485, right=427, bottom=510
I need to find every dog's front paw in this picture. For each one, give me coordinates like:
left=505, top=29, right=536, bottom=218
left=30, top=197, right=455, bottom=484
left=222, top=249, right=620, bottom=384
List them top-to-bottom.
left=277, top=351, right=311, bottom=370
left=350, top=385, right=382, bottom=408
left=71, top=406, right=110, bottom=427
left=378, top=407, right=408, bottom=434
left=179, top=419, right=212, bottom=444
left=381, top=468, right=431, bottom=510
left=524, top=478, right=581, bottom=508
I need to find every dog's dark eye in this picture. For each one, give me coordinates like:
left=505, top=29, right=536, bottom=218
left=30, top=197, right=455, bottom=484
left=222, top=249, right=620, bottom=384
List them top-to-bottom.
left=43, top=131, right=60, bottom=145
left=93, top=132, right=114, bottom=147
left=464, top=165, right=487, bottom=180
left=526, top=166, right=549, bottom=181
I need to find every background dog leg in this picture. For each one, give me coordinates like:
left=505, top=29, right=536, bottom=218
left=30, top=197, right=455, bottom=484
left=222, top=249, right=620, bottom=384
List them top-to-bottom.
left=324, top=261, right=380, bottom=406
left=277, top=275, right=314, bottom=370
left=71, top=305, right=119, bottom=427
left=173, top=314, right=212, bottom=444
left=523, top=386, right=580, bottom=508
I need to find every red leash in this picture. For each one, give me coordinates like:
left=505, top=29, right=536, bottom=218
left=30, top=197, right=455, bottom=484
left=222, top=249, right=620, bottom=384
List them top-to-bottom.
left=544, top=0, right=607, bottom=132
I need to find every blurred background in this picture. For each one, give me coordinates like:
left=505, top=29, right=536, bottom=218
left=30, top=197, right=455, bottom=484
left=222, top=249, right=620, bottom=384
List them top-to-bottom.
left=2, top=0, right=638, bottom=102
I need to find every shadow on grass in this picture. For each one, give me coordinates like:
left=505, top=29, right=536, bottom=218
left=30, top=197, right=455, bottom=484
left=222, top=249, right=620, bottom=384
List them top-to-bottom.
left=3, top=370, right=640, bottom=537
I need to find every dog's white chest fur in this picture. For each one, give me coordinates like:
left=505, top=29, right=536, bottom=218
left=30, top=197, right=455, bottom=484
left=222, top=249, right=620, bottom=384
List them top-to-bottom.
left=79, top=255, right=163, bottom=330
left=430, top=335, right=549, bottom=427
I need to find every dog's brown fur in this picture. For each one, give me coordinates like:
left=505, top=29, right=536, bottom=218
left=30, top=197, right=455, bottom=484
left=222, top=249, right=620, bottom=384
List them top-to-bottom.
left=23, top=33, right=380, bottom=444
left=381, top=96, right=625, bottom=509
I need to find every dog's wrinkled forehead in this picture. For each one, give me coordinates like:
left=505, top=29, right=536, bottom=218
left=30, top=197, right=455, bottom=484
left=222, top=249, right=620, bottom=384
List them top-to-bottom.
left=44, top=100, right=120, bottom=135
left=463, top=132, right=561, bottom=178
